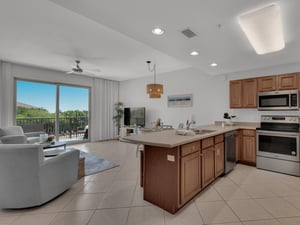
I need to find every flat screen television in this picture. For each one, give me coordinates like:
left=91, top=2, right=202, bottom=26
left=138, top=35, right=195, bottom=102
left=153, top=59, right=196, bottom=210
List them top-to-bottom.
left=124, top=107, right=145, bottom=127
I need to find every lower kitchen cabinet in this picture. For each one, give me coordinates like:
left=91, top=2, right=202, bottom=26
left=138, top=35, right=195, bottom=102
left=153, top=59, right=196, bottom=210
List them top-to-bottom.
left=239, top=129, right=256, bottom=165
left=236, top=130, right=242, bottom=162
left=142, top=135, right=226, bottom=214
left=202, top=135, right=224, bottom=188
left=201, top=136, right=215, bottom=188
left=214, top=141, right=224, bottom=177
left=202, top=146, right=215, bottom=188
left=180, top=151, right=201, bottom=204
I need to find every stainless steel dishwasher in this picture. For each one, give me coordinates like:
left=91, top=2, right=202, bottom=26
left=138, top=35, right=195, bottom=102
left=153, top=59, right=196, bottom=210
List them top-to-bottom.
left=224, top=131, right=236, bottom=174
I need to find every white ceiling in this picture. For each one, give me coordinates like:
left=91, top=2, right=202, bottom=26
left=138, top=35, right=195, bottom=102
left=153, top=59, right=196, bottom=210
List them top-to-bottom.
left=0, top=0, right=300, bottom=81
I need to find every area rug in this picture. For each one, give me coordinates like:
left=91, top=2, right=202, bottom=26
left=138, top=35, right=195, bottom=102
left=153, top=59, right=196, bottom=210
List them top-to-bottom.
left=79, top=151, right=119, bottom=176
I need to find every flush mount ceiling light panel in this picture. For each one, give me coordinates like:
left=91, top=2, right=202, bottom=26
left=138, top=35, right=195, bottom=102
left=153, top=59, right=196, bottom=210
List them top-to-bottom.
left=238, top=3, right=285, bottom=55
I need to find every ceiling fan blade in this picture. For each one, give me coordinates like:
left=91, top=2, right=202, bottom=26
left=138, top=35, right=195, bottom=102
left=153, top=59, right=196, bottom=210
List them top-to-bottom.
left=85, top=69, right=100, bottom=74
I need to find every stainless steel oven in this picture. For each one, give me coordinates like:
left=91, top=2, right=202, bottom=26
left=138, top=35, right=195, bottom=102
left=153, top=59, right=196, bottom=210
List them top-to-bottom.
left=256, top=115, right=300, bottom=176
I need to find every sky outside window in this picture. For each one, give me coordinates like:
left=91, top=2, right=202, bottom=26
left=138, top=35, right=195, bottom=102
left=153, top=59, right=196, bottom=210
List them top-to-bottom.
left=17, top=81, right=88, bottom=113
left=59, top=85, right=88, bottom=112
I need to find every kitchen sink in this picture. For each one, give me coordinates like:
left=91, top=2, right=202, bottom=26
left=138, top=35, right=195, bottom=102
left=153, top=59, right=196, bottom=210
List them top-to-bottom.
left=175, top=128, right=216, bottom=136
left=191, top=129, right=216, bottom=134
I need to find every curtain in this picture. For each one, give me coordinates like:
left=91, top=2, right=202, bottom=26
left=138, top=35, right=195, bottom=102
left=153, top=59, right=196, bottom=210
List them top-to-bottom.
left=0, top=62, right=14, bottom=127
left=91, top=78, right=119, bottom=141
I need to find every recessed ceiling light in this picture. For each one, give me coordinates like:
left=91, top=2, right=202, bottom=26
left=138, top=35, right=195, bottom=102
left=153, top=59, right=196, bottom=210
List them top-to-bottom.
left=238, top=3, right=285, bottom=55
left=152, top=27, right=165, bottom=35
left=189, top=51, right=199, bottom=56
left=211, top=63, right=218, bottom=67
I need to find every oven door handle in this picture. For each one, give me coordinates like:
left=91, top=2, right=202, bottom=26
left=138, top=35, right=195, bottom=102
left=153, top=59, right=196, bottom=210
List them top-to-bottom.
left=256, top=130, right=300, bottom=138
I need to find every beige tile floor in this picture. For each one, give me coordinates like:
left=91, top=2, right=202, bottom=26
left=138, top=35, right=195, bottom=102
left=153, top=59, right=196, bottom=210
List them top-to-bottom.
left=1, top=140, right=300, bottom=225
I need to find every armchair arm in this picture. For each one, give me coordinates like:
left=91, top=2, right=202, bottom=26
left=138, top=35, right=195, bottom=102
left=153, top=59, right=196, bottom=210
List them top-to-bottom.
left=0, top=135, right=27, bottom=144
left=39, top=149, right=80, bottom=201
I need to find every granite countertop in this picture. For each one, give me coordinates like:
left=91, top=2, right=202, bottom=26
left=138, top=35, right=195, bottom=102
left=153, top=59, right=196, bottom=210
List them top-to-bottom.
left=122, top=122, right=259, bottom=148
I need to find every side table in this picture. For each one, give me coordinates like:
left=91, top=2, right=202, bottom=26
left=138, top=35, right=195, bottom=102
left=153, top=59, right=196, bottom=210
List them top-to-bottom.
left=78, top=157, right=85, bottom=179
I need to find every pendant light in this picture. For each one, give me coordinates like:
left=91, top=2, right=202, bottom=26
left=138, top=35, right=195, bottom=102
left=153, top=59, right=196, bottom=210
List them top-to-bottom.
left=146, top=61, right=164, bottom=98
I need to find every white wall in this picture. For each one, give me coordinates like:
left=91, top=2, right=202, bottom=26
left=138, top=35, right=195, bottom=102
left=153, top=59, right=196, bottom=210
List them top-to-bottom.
left=0, top=61, right=119, bottom=141
left=120, top=63, right=300, bottom=126
left=120, top=68, right=228, bottom=128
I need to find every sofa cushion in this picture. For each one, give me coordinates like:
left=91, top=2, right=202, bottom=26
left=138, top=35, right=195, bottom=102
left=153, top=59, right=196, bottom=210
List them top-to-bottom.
left=0, top=126, right=24, bottom=137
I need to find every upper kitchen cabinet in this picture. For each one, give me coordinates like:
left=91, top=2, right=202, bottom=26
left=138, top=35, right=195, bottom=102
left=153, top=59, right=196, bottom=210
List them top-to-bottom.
left=230, top=72, right=300, bottom=109
left=258, top=73, right=299, bottom=92
left=278, top=73, right=298, bottom=90
left=258, top=76, right=277, bottom=92
left=230, top=79, right=257, bottom=108
left=242, top=79, right=257, bottom=108
left=230, top=80, right=242, bottom=108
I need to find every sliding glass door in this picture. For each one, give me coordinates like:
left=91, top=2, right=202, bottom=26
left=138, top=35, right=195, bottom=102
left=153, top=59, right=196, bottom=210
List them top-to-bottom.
left=15, top=80, right=90, bottom=142
left=59, top=85, right=89, bottom=141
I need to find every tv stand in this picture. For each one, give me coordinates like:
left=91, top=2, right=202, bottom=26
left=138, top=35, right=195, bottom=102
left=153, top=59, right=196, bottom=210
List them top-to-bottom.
left=119, top=127, right=135, bottom=138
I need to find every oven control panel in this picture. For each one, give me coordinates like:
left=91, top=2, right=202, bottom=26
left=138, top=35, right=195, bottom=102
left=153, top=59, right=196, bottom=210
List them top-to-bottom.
left=261, top=115, right=300, bottom=124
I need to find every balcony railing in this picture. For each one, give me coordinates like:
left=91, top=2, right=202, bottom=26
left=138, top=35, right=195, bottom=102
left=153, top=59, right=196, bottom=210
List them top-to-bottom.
left=16, top=116, right=88, bottom=140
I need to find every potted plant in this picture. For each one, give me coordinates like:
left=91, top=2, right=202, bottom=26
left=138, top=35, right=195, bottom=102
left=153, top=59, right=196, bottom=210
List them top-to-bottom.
left=112, top=102, right=124, bottom=136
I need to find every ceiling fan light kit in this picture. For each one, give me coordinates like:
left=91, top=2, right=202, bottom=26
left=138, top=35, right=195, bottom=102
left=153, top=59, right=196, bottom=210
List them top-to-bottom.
left=238, top=3, right=285, bottom=55
left=66, top=60, right=99, bottom=76
left=74, top=60, right=83, bottom=72
left=146, top=61, right=164, bottom=98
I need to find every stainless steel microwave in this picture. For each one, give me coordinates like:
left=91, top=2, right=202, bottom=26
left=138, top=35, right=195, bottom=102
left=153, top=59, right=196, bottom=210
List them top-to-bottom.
left=258, top=90, right=299, bottom=110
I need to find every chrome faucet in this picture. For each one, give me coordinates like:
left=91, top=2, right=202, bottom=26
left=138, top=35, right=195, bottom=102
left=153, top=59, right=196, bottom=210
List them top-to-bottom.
left=186, top=120, right=196, bottom=130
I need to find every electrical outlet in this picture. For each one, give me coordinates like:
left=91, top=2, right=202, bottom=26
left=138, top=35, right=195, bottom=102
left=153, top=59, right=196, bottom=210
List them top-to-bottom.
left=167, top=155, right=175, bottom=162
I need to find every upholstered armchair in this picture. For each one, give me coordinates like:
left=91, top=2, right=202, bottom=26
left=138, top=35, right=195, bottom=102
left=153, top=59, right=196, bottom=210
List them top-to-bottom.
left=0, top=126, right=43, bottom=144
left=0, top=144, right=79, bottom=208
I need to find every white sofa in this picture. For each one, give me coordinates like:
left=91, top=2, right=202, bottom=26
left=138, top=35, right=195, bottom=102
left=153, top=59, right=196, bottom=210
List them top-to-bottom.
left=0, top=126, right=43, bottom=144
left=0, top=144, right=79, bottom=208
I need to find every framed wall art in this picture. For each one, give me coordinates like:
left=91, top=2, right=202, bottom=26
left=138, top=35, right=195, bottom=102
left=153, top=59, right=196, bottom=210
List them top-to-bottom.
left=168, top=94, right=193, bottom=107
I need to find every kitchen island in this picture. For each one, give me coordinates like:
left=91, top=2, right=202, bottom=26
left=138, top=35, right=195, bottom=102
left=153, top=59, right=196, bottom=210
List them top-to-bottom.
left=123, top=123, right=257, bottom=214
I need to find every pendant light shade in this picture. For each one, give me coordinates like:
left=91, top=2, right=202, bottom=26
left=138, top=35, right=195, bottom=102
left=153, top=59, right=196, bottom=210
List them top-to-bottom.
left=146, top=61, right=164, bottom=98
left=147, top=83, right=164, bottom=98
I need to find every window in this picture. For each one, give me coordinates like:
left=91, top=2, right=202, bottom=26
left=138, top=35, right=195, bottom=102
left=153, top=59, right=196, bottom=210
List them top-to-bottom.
left=16, top=80, right=90, bottom=142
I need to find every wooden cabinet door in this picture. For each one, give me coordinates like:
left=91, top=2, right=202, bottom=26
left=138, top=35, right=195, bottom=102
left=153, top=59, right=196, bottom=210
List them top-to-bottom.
left=278, top=73, right=298, bottom=90
left=258, top=76, right=277, bottom=92
left=242, top=79, right=257, bottom=108
left=230, top=80, right=242, bottom=108
left=236, top=130, right=242, bottom=162
left=242, top=136, right=256, bottom=164
left=214, top=142, right=224, bottom=177
left=202, top=147, right=215, bottom=188
left=180, top=152, right=201, bottom=204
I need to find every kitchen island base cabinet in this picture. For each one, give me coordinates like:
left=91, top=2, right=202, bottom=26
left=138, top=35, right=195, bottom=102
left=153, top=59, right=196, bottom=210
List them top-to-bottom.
left=142, top=135, right=225, bottom=214
left=215, top=141, right=225, bottom=177
left=143, top=145, right=180, bottom=214
left=202, top=147, right=215, bottom=188
left=181, top=151, right=202, bottom=204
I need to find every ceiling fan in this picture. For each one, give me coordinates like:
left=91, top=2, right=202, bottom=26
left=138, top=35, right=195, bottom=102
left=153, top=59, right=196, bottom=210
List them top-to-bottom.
left=66, top=60, right=100, bottom=76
